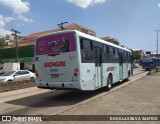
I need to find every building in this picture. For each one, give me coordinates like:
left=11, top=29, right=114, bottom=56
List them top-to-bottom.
left=0, top=23, right=96, bottom=71
left=17, top=23, right=96, bottom=46
left=4, top=35, right=15, bottom=45
left=100, top=37, right=120, bottom=45
left=132, top=49, right=144, bottom=59
left=151, top=51, right=160, bottom=58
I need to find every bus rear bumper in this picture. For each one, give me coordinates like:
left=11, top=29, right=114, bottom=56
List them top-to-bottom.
left=36, top=80, right=81, bottom=90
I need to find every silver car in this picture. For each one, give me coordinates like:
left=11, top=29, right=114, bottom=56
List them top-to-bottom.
left=0, top=70, right=36, bottom=83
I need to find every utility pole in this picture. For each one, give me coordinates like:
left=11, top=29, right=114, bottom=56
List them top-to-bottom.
left=57, top=22, right=68, bottom=30
left=11, top=29, right=21, bottom=62
left=156, top=30, right=160, bottom=57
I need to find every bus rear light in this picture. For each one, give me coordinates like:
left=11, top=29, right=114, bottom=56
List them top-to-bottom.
left=73, top=68, right=78, bottom=77
left=74, top=68, right=79, bottom=72
left=35, top=70, right=39, bottom=77
left=74, top=73, right=78, bottom=77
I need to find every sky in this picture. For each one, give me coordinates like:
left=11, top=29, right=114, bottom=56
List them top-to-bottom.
left=0, top=0, right=160, bottom=53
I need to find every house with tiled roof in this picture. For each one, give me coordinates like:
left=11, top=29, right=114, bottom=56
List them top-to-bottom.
left=0, top=23, right=96, bottom=71
left=17, top=23, right=96, bottom=46
left=100, top=37, right=120, bottom=45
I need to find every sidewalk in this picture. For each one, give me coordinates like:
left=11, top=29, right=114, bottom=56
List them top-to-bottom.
left=133, top=67, right=147, bottom=75
left=55, top=72, right=160, bottom=123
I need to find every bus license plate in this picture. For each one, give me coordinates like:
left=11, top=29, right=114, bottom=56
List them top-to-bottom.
left=51, top=74, right=59, bottom=78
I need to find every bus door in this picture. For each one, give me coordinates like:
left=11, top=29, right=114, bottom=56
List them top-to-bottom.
left=93, top=47, right=102, bottom=88
left=119, top=52, right=123, bottom=80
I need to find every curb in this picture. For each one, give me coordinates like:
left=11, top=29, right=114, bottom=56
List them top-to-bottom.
left=54, top=71, right=149, bottom=115
left=0, top=80, right=36, bottom=93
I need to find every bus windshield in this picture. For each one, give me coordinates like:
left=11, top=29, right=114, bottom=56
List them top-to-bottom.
left=36, top=32, right=76, bottom=55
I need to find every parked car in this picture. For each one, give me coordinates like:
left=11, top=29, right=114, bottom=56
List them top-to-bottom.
left=134, top=63, right=139, bottom=68
left=0, top=70, right=36, bottom=83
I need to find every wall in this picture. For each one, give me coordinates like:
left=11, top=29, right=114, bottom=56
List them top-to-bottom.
left=2, top=62, right=20, bottom=72
left=24, top=62, right=34, bottom=70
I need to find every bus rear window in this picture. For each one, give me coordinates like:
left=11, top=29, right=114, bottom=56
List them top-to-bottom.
left=36, top=32, right=76, bottom=55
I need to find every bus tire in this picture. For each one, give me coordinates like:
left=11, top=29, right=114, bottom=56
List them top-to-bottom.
left=107, top=75, right=112, bottom=91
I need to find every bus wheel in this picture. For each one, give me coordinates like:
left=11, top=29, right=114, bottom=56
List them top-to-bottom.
left=107, top=75, right=112, bottom=91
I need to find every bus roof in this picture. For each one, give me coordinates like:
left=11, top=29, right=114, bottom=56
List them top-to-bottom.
left=37, top=30, right=131, bottom=52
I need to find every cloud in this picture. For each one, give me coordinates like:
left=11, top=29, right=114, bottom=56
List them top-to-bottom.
left=0, top=0, right=33, bottom=22
left=0, top=0, right=33, bottom=36
left=0, top=0, right=29, bottom=14
left=67, top=0, right=106, bottom=8
left=158, top=3, right=160, bottom=8
left=0, top=15, right=15, bottom=36
left=0, top=15, right=15, bottom=28
left=18, top=15, right=33, bottom=22
left=16, top=23, right=24, bottom=27
left=0, top=28, right=11, bottom=36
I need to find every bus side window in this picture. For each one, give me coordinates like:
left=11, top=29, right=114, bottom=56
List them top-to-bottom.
left=80, top=38, right=83, bottom=49
left=80, top=38, right=94, bottom=63
left=80, top=38, right=93, bottom=51
left=83, top=39, right=92, bottom=51
left=90, top=41, right=93, bottom=51
left=102, top=44, right=107, bottom=62
left=103, top=44, right=106, bottom=53
left=106, top=45, right=109, bottom=53
left=109, top=46, right=114, bottom=62
left=113, top=47, right=115, bottom=62
left=113, top=47, right=115, bottom=54
left=115, top=48, right=119, bottom=62
left=118, top=50, right=123, bottom=63
left=123, top=51, right=127, bottom=63
left=127, top=52, right=131, bottom=62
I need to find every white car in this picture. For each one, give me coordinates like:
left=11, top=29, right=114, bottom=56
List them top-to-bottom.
left=134, top=63, right=139, bottom=68
left=0, top=70, right=36, bottom=83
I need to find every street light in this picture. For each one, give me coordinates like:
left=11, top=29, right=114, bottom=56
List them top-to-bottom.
left=57, top=22, right=68, bottom=30
left=11, top=29, right=21, bottom=62
left=155, top=30, right=160, bottom=57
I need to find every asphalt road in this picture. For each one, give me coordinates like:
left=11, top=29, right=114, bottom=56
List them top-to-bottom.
left=1, top=68, right=158, bottom=124
left=52, top=72, right=160, bottom=124
left=60, top=72, right=160, bottom=115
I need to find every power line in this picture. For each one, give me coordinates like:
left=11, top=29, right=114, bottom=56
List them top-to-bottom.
left=57, top=22, right=68, bottom=30
left=11, top=29, right=21, bottom=62
left=155, top=30, right=160, bottom=56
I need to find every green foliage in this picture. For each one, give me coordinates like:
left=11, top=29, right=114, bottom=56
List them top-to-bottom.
left=0, top=38, right=6, bottom=45
left=0, top=38, right=8, bottom=46
left=0, top=45, right=34, bottom=58
left=132, top=51, right=141, bottom=60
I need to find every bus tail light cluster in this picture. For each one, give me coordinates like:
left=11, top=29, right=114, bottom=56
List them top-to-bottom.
left=71, top=68, right=79, bottom=82
left=74, top=68, right=79, bottom=77
left=35, top=70, right=39, bottom=77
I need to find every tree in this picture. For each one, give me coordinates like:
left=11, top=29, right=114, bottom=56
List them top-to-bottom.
left=0, top=38, right=7, bottom=46
left=132, top=51, right=141, bottom=60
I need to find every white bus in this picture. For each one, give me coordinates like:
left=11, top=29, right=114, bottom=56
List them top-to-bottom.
left=35, top=30, right=132, bottom=91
